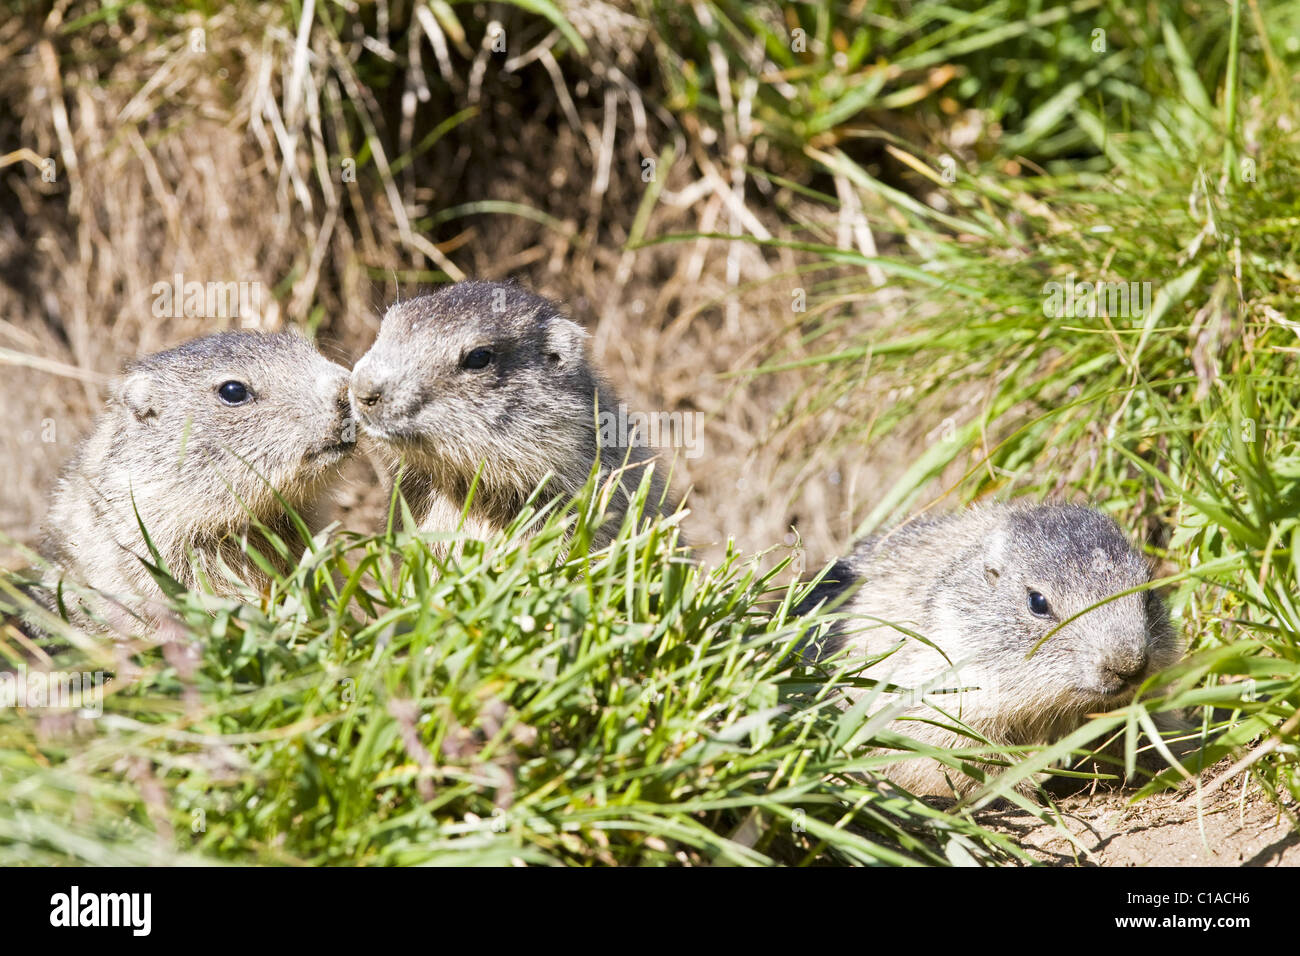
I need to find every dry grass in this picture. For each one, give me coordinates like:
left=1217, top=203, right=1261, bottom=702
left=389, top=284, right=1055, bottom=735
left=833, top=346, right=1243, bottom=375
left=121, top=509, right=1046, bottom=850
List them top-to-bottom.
left=0, top=1, right=944, bottom=572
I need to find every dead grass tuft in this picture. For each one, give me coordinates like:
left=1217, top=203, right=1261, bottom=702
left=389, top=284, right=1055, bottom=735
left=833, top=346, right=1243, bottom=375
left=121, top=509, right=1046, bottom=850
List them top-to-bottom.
left=0, top=2, right=949, bottom=570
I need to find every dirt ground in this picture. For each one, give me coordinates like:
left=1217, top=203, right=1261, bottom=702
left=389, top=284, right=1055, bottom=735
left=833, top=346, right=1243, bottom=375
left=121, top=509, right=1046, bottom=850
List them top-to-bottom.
left=979, top=780, right=1300, bottom=867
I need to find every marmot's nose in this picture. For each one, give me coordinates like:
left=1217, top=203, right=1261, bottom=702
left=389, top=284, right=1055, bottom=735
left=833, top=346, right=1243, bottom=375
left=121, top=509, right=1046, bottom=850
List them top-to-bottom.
left=351, top=369, right=385, bottom=408
left=334, top=381, right=355, bottom=439
left=1106, top=650, right=1149, bottom=683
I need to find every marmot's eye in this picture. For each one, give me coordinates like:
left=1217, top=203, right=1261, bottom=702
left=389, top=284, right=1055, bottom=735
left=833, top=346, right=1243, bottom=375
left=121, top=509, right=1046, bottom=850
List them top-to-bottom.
left=461, top=347, right=495, bottom=371
left=217, top=381, right=252, bottom=405
left=1027, top=590, right=1052, bottom=618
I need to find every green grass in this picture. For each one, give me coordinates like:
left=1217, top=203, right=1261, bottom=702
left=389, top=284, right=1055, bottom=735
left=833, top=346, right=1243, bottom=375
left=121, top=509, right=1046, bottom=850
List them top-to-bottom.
left=675, top=0, right=1300, bottom=808
left=4, top=458, right=1279, bottom=865
left=3, top=480, right=1061, bottom=866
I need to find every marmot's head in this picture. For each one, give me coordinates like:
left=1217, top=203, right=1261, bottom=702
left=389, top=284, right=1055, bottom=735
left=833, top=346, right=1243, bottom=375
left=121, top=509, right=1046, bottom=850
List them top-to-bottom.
left=350, top=281, right=599, bottom=497
left=113, top=332, right=354, bottom=526
left=938, top=505, right=1182, bottom=727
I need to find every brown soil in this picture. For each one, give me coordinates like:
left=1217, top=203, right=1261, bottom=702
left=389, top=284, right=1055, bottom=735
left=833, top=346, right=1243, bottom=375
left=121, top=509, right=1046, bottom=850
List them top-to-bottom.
left=979, top=781, right=1300, bottom=867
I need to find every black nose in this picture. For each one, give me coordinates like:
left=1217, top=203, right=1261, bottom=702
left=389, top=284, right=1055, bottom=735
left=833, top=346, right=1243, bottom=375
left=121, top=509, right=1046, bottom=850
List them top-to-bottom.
left=351, top=370, right=384, bottom=408
left=1106, top=651, right=1149, bottom=683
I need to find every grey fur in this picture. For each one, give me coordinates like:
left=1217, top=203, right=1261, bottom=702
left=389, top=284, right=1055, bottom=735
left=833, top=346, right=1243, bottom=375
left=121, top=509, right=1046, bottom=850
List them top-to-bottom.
left=350, top=281, right=678, bottom=546
left=41, top=331, right=355, bottom=626
left=801, top=503, right=1184, bottom=796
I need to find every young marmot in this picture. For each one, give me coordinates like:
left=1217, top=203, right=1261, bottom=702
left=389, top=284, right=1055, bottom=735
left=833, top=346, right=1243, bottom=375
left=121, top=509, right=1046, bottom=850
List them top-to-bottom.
left=349, top=281, right=680, bottom=547
left=38, top=332, right=355, bottom=627
left=799, top=503, right=1185, bottom=796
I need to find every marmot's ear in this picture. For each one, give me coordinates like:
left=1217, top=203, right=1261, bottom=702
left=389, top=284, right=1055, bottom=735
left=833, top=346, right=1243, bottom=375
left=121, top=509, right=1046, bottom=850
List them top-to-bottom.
left=544, top=316, right=589, bottom=367
left=118, top=372, right=158, bottom=423
left=983, top=565, right=1000, bottom=587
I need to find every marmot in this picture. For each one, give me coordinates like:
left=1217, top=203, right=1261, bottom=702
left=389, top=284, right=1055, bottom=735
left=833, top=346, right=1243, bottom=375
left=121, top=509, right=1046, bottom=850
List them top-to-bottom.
left=349, top=281, right=680, bottom=547
left=37, top=331, right=355, bottom=628
left=799, top=504, right=1185, bottom=796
